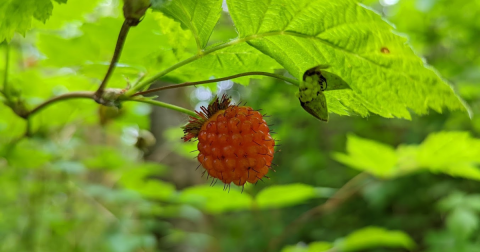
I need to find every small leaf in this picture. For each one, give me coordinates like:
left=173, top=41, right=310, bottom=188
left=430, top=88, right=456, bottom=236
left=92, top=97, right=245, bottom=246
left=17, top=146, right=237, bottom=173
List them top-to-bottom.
left=303, top=65, right=351, bottom=92
left=298, top=67, right=330, bottom=121
left=322, top=71, right=351, bottom=91
left=300, top=92, right=328, bottom=122
left=333, top=134, right=398, bottom=178
left=255, top=183, right=319, bottom=209
left=179, top=185, right=253, bottom=214
left=336, top=226, right=416, bottom=251
left=281, top=241, right=332, bottom=252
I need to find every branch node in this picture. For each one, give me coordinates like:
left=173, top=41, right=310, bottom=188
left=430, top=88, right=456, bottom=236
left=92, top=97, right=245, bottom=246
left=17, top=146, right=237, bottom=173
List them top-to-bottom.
left=95, top=88, right=126, bottom=108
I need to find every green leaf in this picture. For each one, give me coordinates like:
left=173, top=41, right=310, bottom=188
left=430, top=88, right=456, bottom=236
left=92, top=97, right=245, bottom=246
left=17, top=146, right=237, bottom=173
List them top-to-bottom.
left=0, top=0, right=66, bottom=42
left=34, top=0, right=101, bottom=30
left=153, top=0, right=223, bottom=49
left=225, top=0, right=466, bottom=119
left=37, top=14, right=174, bottom=86
left=189, top=43, right=282, bottom=85
left=297, top=66, right=339, bottom=121
left=299, top=91, right=328, bottom=121
left=335, top=132, right=480, bottom=181
left=416, top=132, right=480, bottom=180
left=333, top=134, right=398, bottom=178
left=119, top=162, right=175, bottom=200
left=255, top=183, right=319, bottom=209
left=179, top=185, right=253, bottom=214
left=437, top=192, right=467, bottom=212
left=465, top=195, right=480, bottom=212
left=446, top=208, right=479, bottom=239
left=336, top=226, right=416, bottom=251
left=281, top=241, right=332, bottom=252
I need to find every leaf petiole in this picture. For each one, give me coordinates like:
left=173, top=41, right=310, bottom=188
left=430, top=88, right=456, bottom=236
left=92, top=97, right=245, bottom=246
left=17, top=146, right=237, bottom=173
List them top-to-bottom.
left=125, top=37, right=249, bottom=96
left=131, top=71, right=299, bottom=97
left=125, top=97, right=200, bottom=118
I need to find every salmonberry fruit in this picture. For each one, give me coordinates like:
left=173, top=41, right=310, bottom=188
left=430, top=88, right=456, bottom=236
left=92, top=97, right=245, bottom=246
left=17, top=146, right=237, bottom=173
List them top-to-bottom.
left=183, top=95, right=275, bottom=186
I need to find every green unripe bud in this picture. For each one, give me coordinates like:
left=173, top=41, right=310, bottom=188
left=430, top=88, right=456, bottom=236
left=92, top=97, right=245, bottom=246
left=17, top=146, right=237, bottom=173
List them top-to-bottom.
left=123, top=0, right=150, bottom=25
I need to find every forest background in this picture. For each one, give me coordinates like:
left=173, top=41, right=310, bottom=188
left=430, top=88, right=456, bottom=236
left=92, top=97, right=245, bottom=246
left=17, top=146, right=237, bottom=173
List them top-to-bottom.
left=1, top=0, right=480, bottom=251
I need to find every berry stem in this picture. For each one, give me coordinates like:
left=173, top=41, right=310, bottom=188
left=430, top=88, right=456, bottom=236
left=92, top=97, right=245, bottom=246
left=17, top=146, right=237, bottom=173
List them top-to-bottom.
left=93, top=20, right=131, bottom=103
left=131, top=72, right=299, bottom=97
left=126, top=97, right=200, bottom=118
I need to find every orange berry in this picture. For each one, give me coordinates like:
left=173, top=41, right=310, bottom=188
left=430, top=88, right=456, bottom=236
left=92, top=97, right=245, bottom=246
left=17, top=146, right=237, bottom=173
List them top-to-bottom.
left=182, top=95, right=275, bottom=187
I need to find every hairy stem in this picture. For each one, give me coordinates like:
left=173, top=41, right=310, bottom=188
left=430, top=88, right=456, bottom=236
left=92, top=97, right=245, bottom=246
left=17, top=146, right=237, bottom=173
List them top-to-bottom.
left=94, top=20, right=131, bottom=102
left=132, top=72, right=299, bottom=97
left=26, top=91, right=95, bottom=118
left=126, top=97, right=199, bottom=118
left=267, top=172, right=371, bottom=251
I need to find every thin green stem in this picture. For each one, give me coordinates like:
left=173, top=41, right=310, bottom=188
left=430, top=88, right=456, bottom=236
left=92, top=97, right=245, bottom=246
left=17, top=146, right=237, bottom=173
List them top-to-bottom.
left=94, top=20, right=131, bottom=102
left=132, top=72, right=299, bottom=97
left=26, top=91, right=95, bottom=118
left=126, top=97, right=199, bottom=118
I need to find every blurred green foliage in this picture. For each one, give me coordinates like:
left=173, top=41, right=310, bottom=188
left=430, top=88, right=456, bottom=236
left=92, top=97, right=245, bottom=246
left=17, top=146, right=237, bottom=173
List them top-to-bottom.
left=1, top=0, right=480, bottom=252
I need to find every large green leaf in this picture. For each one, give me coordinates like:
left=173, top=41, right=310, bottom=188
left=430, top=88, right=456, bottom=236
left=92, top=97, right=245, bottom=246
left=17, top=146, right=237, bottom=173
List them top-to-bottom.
left=0, top=0, right=67, bottom=42
left=153, top=0, right=223, bottom=50
left=225, top=0, right=466, bottom=119
left=334, top=131, right=480, bottom=181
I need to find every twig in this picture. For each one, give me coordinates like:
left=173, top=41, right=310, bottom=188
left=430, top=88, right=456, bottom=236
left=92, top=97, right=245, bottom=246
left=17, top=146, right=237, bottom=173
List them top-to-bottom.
left=93, top=20, right=131, bottom=103
left=132, top=72, right=299, bottom=97
left=26, top=91, right=95, bottom=118
left=267, top=172, right=371, bottom=251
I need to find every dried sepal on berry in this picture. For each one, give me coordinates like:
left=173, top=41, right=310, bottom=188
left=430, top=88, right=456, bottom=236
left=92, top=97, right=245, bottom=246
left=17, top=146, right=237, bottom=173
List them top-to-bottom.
left=182, top=94, right=232, bottom=142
